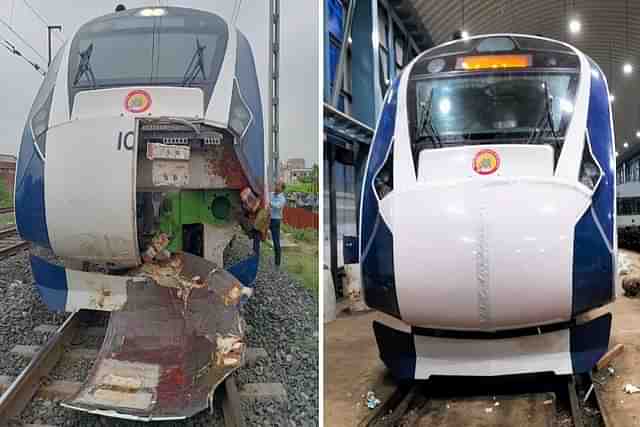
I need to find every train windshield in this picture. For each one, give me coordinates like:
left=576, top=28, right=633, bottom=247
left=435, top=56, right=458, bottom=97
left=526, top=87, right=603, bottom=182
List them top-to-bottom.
left=68, top=8, right=228, bottom=94
left=412, top=72, right=578, bottom=148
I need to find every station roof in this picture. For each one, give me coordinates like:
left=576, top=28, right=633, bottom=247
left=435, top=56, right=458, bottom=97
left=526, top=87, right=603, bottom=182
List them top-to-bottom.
left=404, top=0, right=640, bottom=154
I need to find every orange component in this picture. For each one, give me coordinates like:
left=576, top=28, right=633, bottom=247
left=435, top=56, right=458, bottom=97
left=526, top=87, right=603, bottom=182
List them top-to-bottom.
left=457, top=54, right=531, bottom=70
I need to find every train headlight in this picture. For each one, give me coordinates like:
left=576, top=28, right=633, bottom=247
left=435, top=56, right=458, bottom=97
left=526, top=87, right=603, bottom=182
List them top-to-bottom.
left=139, top=8, right=166, bottom=17
left=229, top=80, right=253, bottom=140
left=579, top=141, right=602, bottom=190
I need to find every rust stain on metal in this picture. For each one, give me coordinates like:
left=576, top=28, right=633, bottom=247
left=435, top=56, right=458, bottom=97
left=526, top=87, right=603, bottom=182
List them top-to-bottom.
left=205, top=145, right=248, bottom=189
left=142, top=233, right=171, bottom=263
left=64, top=253, right=246, bottom=419
left=223, top=282, right=243, bottom=306
left=215, top=334, right=244, bottom=368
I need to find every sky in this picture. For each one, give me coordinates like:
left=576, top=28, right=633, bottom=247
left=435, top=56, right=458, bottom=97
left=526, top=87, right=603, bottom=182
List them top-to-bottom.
left=0, top=0, right=318, bottom=166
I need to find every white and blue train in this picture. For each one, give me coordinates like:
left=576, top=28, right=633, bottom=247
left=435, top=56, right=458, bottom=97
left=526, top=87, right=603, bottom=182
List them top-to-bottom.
left=15, top=6, right=266, bottom=420
left=359, top=34, right=616, bottom=380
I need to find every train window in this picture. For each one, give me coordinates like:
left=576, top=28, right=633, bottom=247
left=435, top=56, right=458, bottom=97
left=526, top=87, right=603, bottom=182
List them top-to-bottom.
left=68, top=8, right=228, bottom=108
left=408, top=71, right=578, bottom=166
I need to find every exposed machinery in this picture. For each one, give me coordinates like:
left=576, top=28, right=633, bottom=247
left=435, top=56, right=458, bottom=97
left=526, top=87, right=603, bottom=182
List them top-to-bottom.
left=15, top=6, right=267, bottom=420
left=359, top=34, right=616, bottom=380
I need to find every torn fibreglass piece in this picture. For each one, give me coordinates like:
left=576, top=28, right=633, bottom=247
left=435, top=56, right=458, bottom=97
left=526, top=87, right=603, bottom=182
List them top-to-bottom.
left=62, top=253, right=246, bottom=421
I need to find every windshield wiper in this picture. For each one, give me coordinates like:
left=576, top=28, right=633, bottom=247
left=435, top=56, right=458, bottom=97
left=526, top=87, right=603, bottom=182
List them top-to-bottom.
left=182, top=38, right=207, bottom=86
left=73, top=43, right=96, bottom=87
left=526, top=81, right=560, bottom=150
left=414, top=89, right=442, bottom=148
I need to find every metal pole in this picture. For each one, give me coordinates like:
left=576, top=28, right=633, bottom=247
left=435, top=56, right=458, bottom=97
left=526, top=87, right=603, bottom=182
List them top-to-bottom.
left=270, top=0, right=280, bottom=184
left=331, top=0, right=356, bottom=107
left=47, top=25, right=62, bottom=66
left=328, top=145, right=339, bottom=289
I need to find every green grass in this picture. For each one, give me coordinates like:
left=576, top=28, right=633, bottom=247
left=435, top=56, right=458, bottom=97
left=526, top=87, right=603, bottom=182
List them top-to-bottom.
left=284, top=182, right=316, bottom=194
left=0, top=212, right=15, bottom=228
left=282, top=224, right=318, bottom=244
left=262, top=235, right=319, bottom=296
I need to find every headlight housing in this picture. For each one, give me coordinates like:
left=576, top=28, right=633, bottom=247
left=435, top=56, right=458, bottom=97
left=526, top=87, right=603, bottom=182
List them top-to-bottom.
left=229, top=79, right=253, bottom=140
left=579, top=136, right=602, bottom=190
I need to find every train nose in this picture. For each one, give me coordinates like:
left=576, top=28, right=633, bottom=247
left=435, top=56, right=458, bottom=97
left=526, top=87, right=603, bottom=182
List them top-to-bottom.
left=381, top=177, right=592, bottom=331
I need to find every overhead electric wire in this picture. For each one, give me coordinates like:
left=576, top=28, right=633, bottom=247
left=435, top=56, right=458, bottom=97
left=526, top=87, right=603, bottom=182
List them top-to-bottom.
left=20, top=0, right=64, bottom=43
left=0, top=16, right=46, bottom=63
left=1, top=38, right=45, bottom=76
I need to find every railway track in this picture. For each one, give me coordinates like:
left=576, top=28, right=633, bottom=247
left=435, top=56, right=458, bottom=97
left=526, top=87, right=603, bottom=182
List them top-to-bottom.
left=0, top=207, right=28, bottom=259
left=0, top=227, right=28, bottom=259
left=0, top=309, right=269, bottom=426
left=361, top=374, right=606, bottom=427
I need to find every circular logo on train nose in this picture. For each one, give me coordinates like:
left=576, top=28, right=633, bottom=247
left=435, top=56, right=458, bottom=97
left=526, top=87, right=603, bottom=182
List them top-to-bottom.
left=124, top=90, right=152, bottom=113
left=473, top=149, right=500, bottom=175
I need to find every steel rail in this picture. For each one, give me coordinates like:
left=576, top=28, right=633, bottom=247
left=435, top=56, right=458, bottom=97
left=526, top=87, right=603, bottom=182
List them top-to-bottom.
left=0, top=207, right=14, bottom=214
left=0, top=227, right=16, bottom=239
left=0, top=241, right=29, bottom=259
left=0, top=311, right=81, bottom=426
left=222, top=376, right=246, bottom=427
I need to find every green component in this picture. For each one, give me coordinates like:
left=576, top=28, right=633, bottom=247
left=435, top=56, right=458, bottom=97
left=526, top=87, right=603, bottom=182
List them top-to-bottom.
left=158, top=190, right=240, bottom=253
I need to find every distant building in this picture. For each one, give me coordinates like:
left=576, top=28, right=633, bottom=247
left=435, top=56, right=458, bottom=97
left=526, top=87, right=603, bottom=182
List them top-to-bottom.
left=0, top=155, right=16, bottom=197
left=280, top=158, right=310, bottom=184
left=285, top=158, right=306, bottom=170
left=290, top=168, right=313, bottom=183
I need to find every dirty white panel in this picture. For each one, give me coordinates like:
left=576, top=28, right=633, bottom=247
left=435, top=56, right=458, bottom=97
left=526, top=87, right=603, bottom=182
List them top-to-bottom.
left=72, top=87, right=204, bottom=120
left=45, top=116, right=139, bottom=266
left=146, top=143, right=190, bottom=161
left=151, top=160, right=190, bottom=187
left=203, top=224, right=236, bottom=268
left=65, top=269, right=130, bottom=312
left=413, top=327, right=572, bottom=378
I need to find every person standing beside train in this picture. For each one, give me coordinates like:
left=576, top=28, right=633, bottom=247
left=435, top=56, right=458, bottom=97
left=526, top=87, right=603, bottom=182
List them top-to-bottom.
left=270, top=182, right=286, bottom=269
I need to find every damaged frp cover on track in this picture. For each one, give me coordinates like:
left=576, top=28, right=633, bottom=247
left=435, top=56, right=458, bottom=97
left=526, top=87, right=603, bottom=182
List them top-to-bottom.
left=62, top=253, right=246, bottom=421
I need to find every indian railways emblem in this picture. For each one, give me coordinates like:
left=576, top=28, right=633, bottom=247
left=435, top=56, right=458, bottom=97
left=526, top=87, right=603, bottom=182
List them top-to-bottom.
left=125, top=90, right=152, bottom=113
left=473, top=149, right=500, bottom=175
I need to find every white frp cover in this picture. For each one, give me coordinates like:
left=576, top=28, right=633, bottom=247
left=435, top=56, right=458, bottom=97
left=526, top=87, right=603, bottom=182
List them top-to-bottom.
left=383, top=176, right=591, bottom=331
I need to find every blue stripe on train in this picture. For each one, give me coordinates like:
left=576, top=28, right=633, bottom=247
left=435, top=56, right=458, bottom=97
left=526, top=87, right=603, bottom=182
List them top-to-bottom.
left=234, top=30, right=265, bottom=195
left=572, top=61, right=615, bottom=316
left=360, top=78, right=400, bottom=318
left=15, top=127, right=51, bottom=249
left=30, top=255, right=68, bottom=311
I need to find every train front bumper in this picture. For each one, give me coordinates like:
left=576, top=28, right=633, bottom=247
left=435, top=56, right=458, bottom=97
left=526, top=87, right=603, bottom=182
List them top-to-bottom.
left=373, top=312, right=611, bottom=380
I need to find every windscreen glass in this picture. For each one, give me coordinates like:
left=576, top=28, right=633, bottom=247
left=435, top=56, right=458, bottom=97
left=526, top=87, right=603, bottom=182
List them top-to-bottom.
left=68, top=8, right=228, bottom=105
left=412, top=72, right=578, bottom=148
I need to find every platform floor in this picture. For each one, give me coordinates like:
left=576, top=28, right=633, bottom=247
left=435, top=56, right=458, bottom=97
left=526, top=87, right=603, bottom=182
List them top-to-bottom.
left=594, top=249, right=640, bottom=427
left=324, top=250, right=640, bottom=426
left=324, top=310, right=405, bottom=426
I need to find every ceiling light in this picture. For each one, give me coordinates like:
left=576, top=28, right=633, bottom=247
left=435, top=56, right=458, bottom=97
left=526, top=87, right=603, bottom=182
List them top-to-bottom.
left=569, top=19, right=581, bottom=34
left=461, top=30, right=470, bottom=39
left=624, top=63, right=633, bottom=74
left=609, top=94, right=615, bottom=102
left=636, top=130, right=640, bottom=138
left=624, top=141, right=629, bottom=148
left=616, top=151, right=619, bottom=156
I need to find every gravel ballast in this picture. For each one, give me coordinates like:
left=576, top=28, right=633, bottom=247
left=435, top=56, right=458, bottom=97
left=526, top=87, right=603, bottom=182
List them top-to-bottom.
left=0, top=235, right=318, bottom=426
